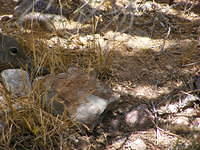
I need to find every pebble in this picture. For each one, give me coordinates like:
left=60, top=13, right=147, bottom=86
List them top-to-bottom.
left=123, top=138, right=147, bottom=150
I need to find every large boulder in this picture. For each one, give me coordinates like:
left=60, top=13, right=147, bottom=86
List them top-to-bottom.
left=33, top=67, right=119, bottom=128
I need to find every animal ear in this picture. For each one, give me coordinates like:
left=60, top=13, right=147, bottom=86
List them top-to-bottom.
left=9, top=47, right=18, bottom=56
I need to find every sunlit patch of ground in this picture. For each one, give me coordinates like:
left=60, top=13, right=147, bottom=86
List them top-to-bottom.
left=0, top=0, right=200, bottom=149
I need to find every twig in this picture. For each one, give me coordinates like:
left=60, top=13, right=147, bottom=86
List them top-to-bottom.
left=160, top=26, right=171, bottom=52
left=182, top=61, right=200, bottom=67
left=181, top=89, right=200, bottom=94
left=156, top=126, right=189, bottom=141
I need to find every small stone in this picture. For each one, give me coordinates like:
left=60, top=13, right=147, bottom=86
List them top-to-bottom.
left=0, top=15, right=12, bottom=21
left=165, top=65, right=173, bottom=70
left=1, top=69, right=31, bottom=97
left=75, top=95, right=110, bottom=127
left=0, top=96, right=4, bottom=101
left=125, top=104, right=154, bottom=130
left=167, top=104, right=179, bottom=113
left=171, top=116, right=190, bottom=126
left=192, top=118, right=200, bottom=129
left=123, top=138, right=147, bottom=150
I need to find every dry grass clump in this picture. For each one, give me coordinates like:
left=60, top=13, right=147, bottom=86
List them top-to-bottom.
left=0, top=1, right=116, bottom=149
left=0, top=18, right=114, bottom=150
left=19, top=32, right=114, bottom=79
left=0, top=40, right=112, bottom=149
left=93, top=42, right=113, bottom=80
left=0, top=87, right=77, bottom=149
left=0, top=89, right=81, bottom=150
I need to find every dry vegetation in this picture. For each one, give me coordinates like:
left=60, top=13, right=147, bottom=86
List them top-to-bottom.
left=0, top=0, right=200, bottom=149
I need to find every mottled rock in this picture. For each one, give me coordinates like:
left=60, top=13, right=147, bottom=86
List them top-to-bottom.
left=33, top=67, right=118, bottom=128
left=1, top=69, right=31, bottom=97
left=125, top=104, right=154, bottom=130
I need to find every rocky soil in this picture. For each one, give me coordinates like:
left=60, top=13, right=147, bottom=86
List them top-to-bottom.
left=0, top=0, right=200, bottom=149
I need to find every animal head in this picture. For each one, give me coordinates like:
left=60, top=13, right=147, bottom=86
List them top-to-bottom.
left=0, top=33, right=30, bottom=70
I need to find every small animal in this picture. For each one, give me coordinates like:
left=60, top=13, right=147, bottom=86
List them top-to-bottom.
left=13, top=0, right=72, bottom=32
left=14, top=0, right=71, bottom=17
left=0, top=33, right=30, bottom=71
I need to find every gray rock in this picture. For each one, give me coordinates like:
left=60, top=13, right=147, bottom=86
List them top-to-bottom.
left=33, top=68, right=119, bottom=128
left=1, top=69, right=31, bottom=97
left=75, top=95, right=110, bottom=126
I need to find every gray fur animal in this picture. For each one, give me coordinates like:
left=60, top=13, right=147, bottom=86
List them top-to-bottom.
left=13, top=0, right=72, bottom=32
left=14, top=0, right=71, bottom=17
left=0, top=33, right=29, bottom=71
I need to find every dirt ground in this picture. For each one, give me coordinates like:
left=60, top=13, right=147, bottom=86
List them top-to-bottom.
left=0, top=0, right=200, bottom=149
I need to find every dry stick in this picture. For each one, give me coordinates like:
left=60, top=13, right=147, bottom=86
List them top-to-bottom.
left=58, top=0, right=63, bottom=16
left=150, top=17, right=156, bottom=38
left=160, top=26, right=171, bottom=52
left=182, top=61, right=200, bottom=67
left=182, top=89, right=200, bottom=94
left=151, top=102, right=162, bottom=145
left=156, top=125, right=189, bottom=141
